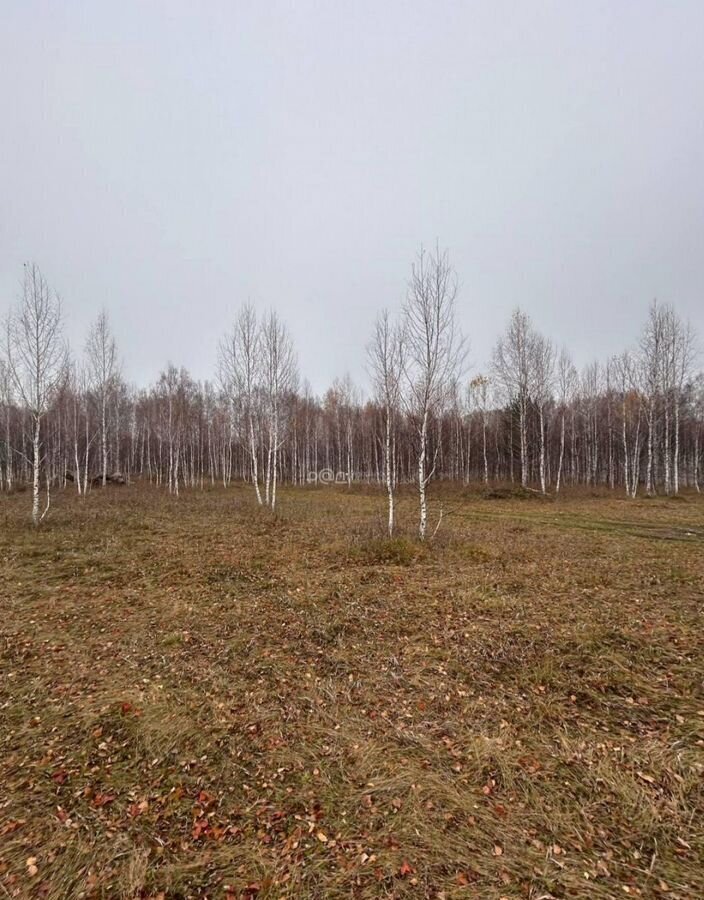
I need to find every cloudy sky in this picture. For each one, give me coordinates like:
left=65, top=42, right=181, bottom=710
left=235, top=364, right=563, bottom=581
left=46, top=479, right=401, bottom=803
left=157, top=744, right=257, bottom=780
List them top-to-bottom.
left=1, top=1, right=702, bottom=392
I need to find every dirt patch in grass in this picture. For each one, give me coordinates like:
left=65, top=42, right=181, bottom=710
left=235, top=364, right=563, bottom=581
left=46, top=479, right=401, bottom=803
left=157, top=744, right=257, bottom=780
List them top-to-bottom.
left=1, top=483, right=703, bottom=898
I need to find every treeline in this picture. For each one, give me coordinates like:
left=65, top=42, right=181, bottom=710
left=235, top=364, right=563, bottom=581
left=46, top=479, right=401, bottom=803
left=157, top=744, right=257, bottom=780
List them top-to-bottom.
left=1, top=254, right=702, bottom=531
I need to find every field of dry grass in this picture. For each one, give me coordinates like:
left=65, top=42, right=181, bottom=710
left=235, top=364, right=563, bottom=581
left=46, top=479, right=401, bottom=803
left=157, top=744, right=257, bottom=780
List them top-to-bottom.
left=1, top=483, right=703, bottom=899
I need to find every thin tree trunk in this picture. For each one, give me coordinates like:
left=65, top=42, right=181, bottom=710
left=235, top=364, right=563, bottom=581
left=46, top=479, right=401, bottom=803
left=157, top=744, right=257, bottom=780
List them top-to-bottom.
left=418, top=411, right=428, bottom=541
left=32, top=416, right=41, bottom=526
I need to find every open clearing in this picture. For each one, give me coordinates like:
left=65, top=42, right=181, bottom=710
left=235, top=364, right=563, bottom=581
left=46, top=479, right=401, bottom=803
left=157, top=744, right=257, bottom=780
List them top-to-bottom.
left=1, top=486, right=703, bottom=899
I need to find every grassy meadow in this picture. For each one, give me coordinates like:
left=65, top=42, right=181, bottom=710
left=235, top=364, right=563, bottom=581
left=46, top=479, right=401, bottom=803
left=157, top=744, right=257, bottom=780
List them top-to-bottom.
left=1, top=483, right=703, bottom=899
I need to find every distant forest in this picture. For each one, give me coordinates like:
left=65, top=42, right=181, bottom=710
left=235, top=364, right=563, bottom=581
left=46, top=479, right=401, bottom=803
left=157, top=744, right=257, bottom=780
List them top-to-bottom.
left=2, top=251, right=701, bottom=532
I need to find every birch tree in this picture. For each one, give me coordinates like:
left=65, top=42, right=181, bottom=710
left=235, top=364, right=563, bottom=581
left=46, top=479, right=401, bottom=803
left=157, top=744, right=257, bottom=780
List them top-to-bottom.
left=401, top=245, right=465, bottom=540
left=6, top=263, right=67, bottom=524
left=638, top=302, right=666, bottom=495
left=219, top=303, right=264, bottom=504
left=662, top=306, right=695, bottom=494
left=368, top=309, right=402, bottom=535
left=492, top=309, right=534, bottom=488
left=86, top=310, right=119, bottom=486
left=261, top=310, right=297, bottom=511
left=532, top=335, right=555, bottom=493
left=554, top=350, right=577, bottom=493
left=612, top=352, right=642, bottom=497
left=0, top=359, right=13, bottom=490
left=580, top=363, right=601, bottom=487
left=157, top=364, right=185, bottom=495
left=693, top=373, right=703, bottom=492
left=469, top=375, right=491, bottom=485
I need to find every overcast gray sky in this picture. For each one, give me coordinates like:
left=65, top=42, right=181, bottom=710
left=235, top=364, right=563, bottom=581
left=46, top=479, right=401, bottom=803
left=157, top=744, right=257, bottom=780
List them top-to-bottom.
left=1, top=1, right=703, bottom=392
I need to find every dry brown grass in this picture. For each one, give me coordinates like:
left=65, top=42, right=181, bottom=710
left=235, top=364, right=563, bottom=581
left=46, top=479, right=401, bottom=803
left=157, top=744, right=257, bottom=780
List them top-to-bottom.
left=1, top=482, right=703, bottom=899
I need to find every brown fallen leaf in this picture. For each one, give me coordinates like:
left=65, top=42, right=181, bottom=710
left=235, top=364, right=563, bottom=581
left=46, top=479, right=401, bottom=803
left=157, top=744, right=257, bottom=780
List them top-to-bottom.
left=636, top=771, right=658, bottom=787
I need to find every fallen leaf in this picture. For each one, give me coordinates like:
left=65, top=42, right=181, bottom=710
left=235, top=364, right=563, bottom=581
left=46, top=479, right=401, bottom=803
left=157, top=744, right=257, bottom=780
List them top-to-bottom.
left=637, top=771, right=656, bottom=785
left=128, top=800, right=149, bottom=817
left=192, top=818, right=209, bottom=839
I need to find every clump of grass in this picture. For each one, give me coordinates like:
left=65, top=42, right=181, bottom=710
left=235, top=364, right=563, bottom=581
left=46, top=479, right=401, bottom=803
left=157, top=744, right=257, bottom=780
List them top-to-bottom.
left=482, top=484, right=548, bottom=501
left=352, top=534, right=421, bottom=566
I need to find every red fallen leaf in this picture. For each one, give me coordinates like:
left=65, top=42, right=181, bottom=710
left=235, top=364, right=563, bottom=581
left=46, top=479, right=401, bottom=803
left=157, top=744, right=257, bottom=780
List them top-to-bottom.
left=120, top=702, right=133, bottom=715
left=517, top=755, right=542, bottom=774
left=52, top=769, right=68, bottom=785
left=197, top=790, right=215, bottom=806
left=92, top=792, right=116, bottom=808
left=128, top=800, right=149, bottom=818
left=493, top=803, right=508, bottom=818
left=56, top=807, right=69, bottom=823
left=192, top=818, right=209, bottom=839
left=0, top=819, right=24, bottom=835
left=398, top=860, right=415, bottom=877
left=243, top=883, right=261, bottom=897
